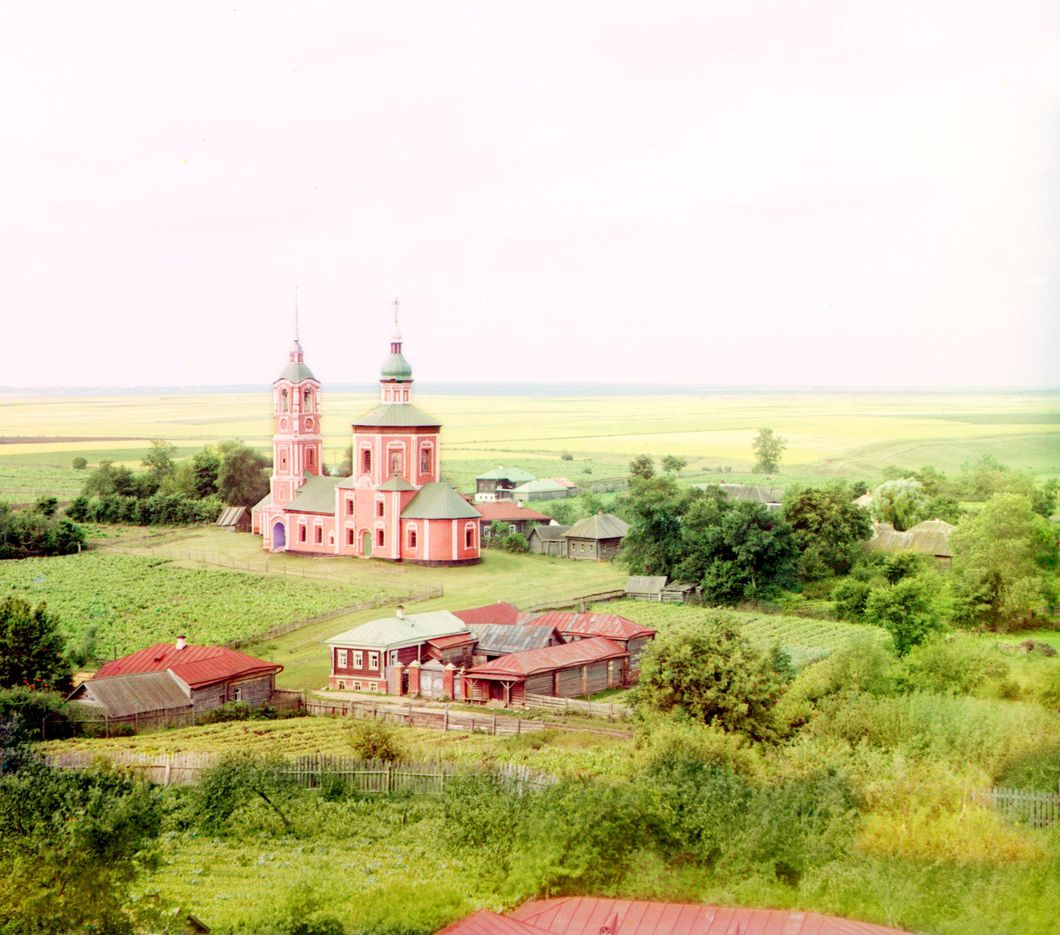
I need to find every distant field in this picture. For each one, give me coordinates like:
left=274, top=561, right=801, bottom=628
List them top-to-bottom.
left=1, top=390, right=1056, bottom=504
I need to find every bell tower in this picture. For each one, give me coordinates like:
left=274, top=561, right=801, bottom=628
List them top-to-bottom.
left=270, top=320, right=323, bottom=507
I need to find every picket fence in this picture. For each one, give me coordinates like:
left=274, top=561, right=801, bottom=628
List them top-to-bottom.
left=523, top=693, right=630, bottom=721
left=42, top=750, right=553, bottom=794
left=969, top=786, right=1060, bottom=828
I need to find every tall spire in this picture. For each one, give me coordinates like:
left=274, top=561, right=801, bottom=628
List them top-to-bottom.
left=290, top=287, right=304, bottom=362
left=391, top=296, right=402, bottom=350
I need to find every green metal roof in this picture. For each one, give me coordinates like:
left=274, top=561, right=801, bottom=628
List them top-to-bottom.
left=381, top=351, right=413, bottom=380
left=275, top=361, right=317, bottom=384
left=352, top=403, right=442, bottom=428
left=475, top=466, right=537, bottom=482
left=285, top=474, right=341, bottom=514
left=335, top=475, right=359, bottom=489
left=378, top=475, right=417, bottom=491
left=401, top=482, right=481, bottom=520
left=252, top=492, right=273, bottom=511
left=326, top=610, right=469, bottom=649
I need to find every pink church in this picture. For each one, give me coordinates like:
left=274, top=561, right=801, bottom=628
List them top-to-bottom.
left=251, top=308, right=481, bottom=565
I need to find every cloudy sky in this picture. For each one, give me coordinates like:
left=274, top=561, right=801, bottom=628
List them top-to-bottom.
left=1, top=1, right=1057, bottom=389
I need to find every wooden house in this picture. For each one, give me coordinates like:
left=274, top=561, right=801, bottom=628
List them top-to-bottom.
left=475, top=466, right=537, bottom=502
left=512, top=479, right=570, bottom=504
left=697, top=483, right=784, bottom=511
left=474, top=500, right=553, bottom=539
left=562, top=512, right=629, bottom=561
left=527, top=524, right=570, bottom=557
left=625, top=575, right=667, bottom=601
left=661, top=580, right=699, bottom=603
left=527, top=611, right=655, bottom=669
left=465, top=623, right=565, bottom=662
left=465, top=637, right=628, bottom=706
left=88, top=639, right=283, bottom=714
left=67, top=670, right=194, bottom=723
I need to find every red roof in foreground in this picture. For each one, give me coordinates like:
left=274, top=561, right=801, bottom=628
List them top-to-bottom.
left=475, top=501, right=553, bottom=523
left=453, top=602, right=524, bottom=626
left=529, top=612, right=655, bottom=641
left=426, top=632, right=478, bottom=650
left=467, top=637, right=625, bottom=679
left=94, top=643, right=282, bottom=690
left=506, top=898, right=913, bottom=935
left=436, top=910, right=547, bottom=935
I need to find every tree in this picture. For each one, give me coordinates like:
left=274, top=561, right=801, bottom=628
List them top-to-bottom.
left=751, top=428, right=785, bottom=474
left=141, top=439, right=176, bottom=481
left=217, top=441, right=270, bottom=507
left=629, top=455, right=655, bottom=480
left=661, top=455, right=687, bottom=475
left=71, top=456, right=87, bottom=470
left=620, top=472, right=691, bottom=577
left=870, top=478, right=929, bottom=531
left=783, top=484, right=873, bottom=580
left=950, top=493, right=1058, bottom=630
left=677, top=494, right=797, bottom=604
left=863, top=576, right=947, bottom=655
left=0, top=597, right=71, bottom=692
left=634, top=616, right=786, bottom=741
left=0, top=760, right=164, bottom=933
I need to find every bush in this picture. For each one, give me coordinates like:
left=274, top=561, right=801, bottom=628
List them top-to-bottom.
left=561, top=452, right=573, bottom=461
left=71, top=456, right=88, bottom=470
left=863, top=576, right=947, bottom=656
left=894, top=635, right=1005, bottom=696
left=200, top=701, right=253, bottom=723
left=348, top=719, right=404, bottom=763
left=191, top=754, right=294, bottom=835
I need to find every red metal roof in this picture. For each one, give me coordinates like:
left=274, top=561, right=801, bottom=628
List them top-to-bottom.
left=475, top=501, right=553, bottom=523
left=453, top=602, right=525, bottom=626
left=529, top=612, right=655, bottom=641
left=426, top=633, right=477, bottom=650
left=467, top=637, right=625, bottom=679
left=94, top=643, right=282, bottom=690
left=508, top=898, right=913, bottom=935
left=435, top=909, right=549, bottom=935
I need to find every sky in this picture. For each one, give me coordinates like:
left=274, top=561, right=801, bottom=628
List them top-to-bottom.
left=1, top=1, right=1057, bottom=390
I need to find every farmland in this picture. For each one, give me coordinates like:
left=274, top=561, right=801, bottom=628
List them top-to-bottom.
left=2, top=389, right=1057, bottom=505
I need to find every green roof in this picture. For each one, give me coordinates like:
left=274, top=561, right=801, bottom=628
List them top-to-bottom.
left=381, top=351, right=413, bottom=380
left=275, top=361, right=317, bottom=383
left=353, top=403, right=442, bottom=428
left=475, top=466, right=537, bottom=482
left=285, top=474, right=341, bottom=514
left=335, top=475, right=359, bottom=489
left=379, top=475, right=417, bottom=491
left=401, top=483, right=481, bottom=520
left=326, top=610, right=469, bottom=649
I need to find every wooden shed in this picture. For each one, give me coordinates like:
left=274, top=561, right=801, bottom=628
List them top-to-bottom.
left=215, top=506, right=250, bottom=532
left=563, top=513, right=629, bottom=561
left=527, top=524, right=570, bottom=557
left=625, top=575, right=667, bottom=601
left=465, top=637, right=628, bottom=707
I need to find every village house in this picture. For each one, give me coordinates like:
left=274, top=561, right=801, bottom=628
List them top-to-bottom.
left=252, top=304, right=481, bottom=565
left=474, top=466, right=537, bottom=502
left=512, top=478, right=571, bottom=504
left=695, top=482, right=785, bottom=511
left=473, top=499, right=553, bottom=539
left=563, top=512, right=629, bottom=561
left=867, top=517, right=955, bottom=564
left=527, top=523, right=570, bottom=557
left=528, top=611, right=656, bottom=669
left=465, top=623, right=565, bottom=663
left=71, top=638, right=283, bottom=718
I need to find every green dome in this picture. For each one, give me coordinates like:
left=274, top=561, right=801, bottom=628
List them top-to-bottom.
left=381, top=351, right=413, bottom=380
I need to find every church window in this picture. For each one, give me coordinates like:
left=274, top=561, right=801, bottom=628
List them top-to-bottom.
left=303, top=388, right=313, bottom=412
left=280, top=389, right=289, bottom=412
left=402, top=389, right=409, bottom=402
left=420, top=447, right=431, bottom=474
left=307, top=449, right=315, bottom=470
left=361, top=449, right=371, bottom=474
left=389, top=450, right=403, bottom=475
left=346, top=499, right=354, bottom=516
left=376, top=501, right=384, bottom=518
left=465, top=525, right=475, bottom=550
left=299, top=526, right=307, bottom=543
left=314, top=527, right=322, bottom=544
left=346, top=528, right=355, bottom=545
left=408, top=528, right=417, bottom=549
left=376, top=529, right=384, bottom=547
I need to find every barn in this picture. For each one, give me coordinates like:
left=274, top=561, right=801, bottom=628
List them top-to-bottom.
left=215, top=506, right=250, bottom=533
left=563, top=513, right=629, bottom=561
left=527, top=524, right=570, bottom=557
left=625, top=575, right=667, bottom=601
left=528, top=611, right=655, bottom=670
left=465, top=637, right=628, bottom=707
left=67, top=670, right=194, bottom=725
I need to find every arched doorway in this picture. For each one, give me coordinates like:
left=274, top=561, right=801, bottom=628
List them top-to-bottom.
left=272, top=521, right=286, bottom=550
left=361, top=530, right=372, bottom=557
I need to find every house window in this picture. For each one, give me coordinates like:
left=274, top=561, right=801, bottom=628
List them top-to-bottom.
left=361, top=449, right=371, bottom=474
left=376, top=501, right=384, bottom=518
left=299, top=526, right=307, bottom=542
left=314, top=527, right=322, bottom=544
left=347, top=528, right=355, bottom=545
left=408, top=528, right=417, bottom=549
left=377, top=529, right=384, bottom=547
left=337, top=650, right=348, bottom=669
left=353, top=651, right=363, bottom=668
left=389, top=651, right=398, bottom=665
left=368, top=652, right=380, bottom=670
left=353, top=681, right=362, bottom=691
left=233, top=686, right=243, bottom=702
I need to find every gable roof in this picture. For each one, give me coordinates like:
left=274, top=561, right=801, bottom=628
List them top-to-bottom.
left=352, top=403, right=442, bottom=428
left=476, top=466, right=537, bottom=482
left=285, top=474, right=341, bottom=514
left=378, top=475, right=418, bottom=492
left=549, top=477, right=577, bottom=488
left=513, top=479, right=568, bottom=495
left=402, top=483, right=481, bottom=520
left=716, top=483, right=784, bottom=506
left=252, top=492, right=273, bottom=511
left=474, top=501, right=552, bottom=523
left=215, top=506, right=247, bottom=527
left=564, top=513, right=630, bottom=540
left=868, top=519, right=955, bottom=558
left=528, top=524, right=570, bottom=541
left=626, top=575, right=667, bottom=595
left=453, top=602, right=524, bottom=626
left=326, top=610, right=470, bottom=649
left=528, top=612, right=655, bottom=641
left=466, top=623, right=561, bottom=656
left=467, top=637, right=625, bottom=679
left=93, top=644, right=282, bottom=690
left=68, top=670, right=192, bottom=718
left=508, top=897, right=913, bottom=935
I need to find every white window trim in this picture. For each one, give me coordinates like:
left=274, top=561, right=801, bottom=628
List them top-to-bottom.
left=338, top=650, right=348, bottom=668
left=353, top=650, right=363, bottom=669
left=368, top=651, right=380, bottom=670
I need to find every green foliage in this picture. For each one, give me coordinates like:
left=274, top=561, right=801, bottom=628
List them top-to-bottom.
left=751, top=428, right=786, bottom=474
left=142, top=439, right=176, bottom=480
left=216, top=440, right=270, bottom=508
left=560, top=452, right=574, bottom=461
left=628, top=454, right=655, bottom=480
left=661, top=454, right=687, bottom=474
left=71, top=456, right=88, bottom=470
left=619, top=471, right=690, bottom=577
left=870, top=478, right=929, bottom=531
left=783, top=483, right=872, bottom=579
left=950, top=493, right=1058, bottom=630
left=539, top=499, right=575, bottom=525
left=0, top=500, right=86, bottom=559
left=863, top=576, right=947, bottom=656
left=0, top=596, right=71, bottom=691
left=634, top=616, right=786, bottom=741
left=893, top=635, right=1006, bottom=696
left=0, top=687, right=72, bottom=745
left=348, top=719, right=405, bottom=763
left=995, top=738, right=1060, bottom=791
left=191, top=754, right=294, bottom=835
left=0, top=760, right=164, bottom=934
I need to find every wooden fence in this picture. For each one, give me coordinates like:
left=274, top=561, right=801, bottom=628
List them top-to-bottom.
left=525, top=589, right=626, bottom=613
left=523, top=693, right=630, bottom=721
left=43, top=750, right=554, bottom=794
left=970, top=787, right=1060, bottom=827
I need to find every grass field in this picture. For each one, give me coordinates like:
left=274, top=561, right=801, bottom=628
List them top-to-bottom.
left=2, top=389, right=1057, bottom=504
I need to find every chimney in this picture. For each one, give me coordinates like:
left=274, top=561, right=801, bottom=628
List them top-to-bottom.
left=395, top=605, right=405, bottom=619
left=175, top=635, right=187, bottom=651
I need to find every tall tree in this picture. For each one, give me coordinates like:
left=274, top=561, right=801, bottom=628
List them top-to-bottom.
left=751, top=428, right=786, bottom=474
left=141, top=440, right=176, bottom=481
left=217, top=441, right=270, bottom=507
left=628, top=454, right=655, bottom=480
left=661, top=455, right=687, bottom=475
left=620, top=472, right=692, bottom=577
left=870, top=478, right=929, bottom=531
left=784, top=484, right=873, bottom=580
left=0, top=597, right=71, bottom=692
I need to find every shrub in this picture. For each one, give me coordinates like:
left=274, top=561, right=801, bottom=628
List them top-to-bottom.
left=561, top=452, right=573, bottom=461
left=71, top=456, right=88, bottom=470
left=863, top=576, right=947, bottom=656
left=894, top=635, right=1005, bottom=696
left=200, top=701, right=253, bottom=723
left=348, top=719, right=404, bottom=763
left=192, top=754, right=293, bottom=835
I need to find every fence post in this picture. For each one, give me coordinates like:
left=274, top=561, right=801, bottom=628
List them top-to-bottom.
left=492, top=713, right=497, bottom=735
